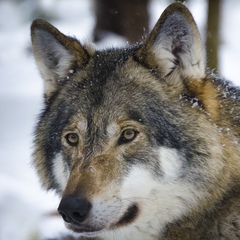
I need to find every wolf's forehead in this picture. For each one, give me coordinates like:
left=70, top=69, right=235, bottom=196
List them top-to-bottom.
left=88, top=47, right=135, bottom=80
left=65, top=49, right=135, bottom=106
left=69, top=110, right=130, bottom=131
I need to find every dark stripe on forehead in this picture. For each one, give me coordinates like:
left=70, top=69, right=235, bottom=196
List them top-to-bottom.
left=72, top=47, right=135, bottom=110
left=83, top=109, right=110, bottom=163
left=127, top=109, right=145, bottom=124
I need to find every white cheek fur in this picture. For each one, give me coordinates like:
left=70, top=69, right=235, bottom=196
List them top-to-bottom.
left=159, top=147, right=182, bottom=180
left=52, top=153, right=69, bottom=192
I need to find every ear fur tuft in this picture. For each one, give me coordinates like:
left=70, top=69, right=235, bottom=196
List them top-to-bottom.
left=136, top=3, right=206, bottom=81
left=31, top=19, right=89, bottom=99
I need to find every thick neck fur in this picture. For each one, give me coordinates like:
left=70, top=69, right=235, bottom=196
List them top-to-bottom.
left=182, top=73, right=240, bottom=142
left=162, top=74, right=240, bottom=239
left=212, top=76, right=240, bottom=136
left=163, top=189, right=240, bottom=239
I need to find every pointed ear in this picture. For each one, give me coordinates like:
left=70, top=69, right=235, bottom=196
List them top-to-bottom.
left=136, top=3, right=205, bottom=80
left=31, top=19, right=89, bottom=99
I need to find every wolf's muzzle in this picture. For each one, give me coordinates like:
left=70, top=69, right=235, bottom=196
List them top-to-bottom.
left=58, top=195, right=92, bottom=224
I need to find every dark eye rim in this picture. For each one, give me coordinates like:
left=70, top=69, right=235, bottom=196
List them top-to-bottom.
left=118, top=129, right=139, bottom=145
left=65, top=133, right=79, bottom=146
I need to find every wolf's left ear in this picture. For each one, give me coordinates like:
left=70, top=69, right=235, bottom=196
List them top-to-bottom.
left=136, top=3, right=205, bottom=80
left=31, top=19, right=89, bottom=99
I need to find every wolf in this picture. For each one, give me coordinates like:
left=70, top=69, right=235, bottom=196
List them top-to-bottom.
left=31, top=3, right=240, bottom=240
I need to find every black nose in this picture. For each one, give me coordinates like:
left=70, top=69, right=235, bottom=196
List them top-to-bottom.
left=57, top=195, right=92, bottom=224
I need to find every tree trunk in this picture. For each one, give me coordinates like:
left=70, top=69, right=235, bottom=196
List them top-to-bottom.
left=93, top=0, right=149, bottom=43
left=206, top=0, right=221, bottom=73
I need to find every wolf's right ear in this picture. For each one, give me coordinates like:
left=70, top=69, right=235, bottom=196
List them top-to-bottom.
left=135, top=3, right=205, bottom=82
left=31, top=19, right=89, bottom=99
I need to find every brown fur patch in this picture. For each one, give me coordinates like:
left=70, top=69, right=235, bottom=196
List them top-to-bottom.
left=184, top=77, right=220, bottom=119
left=62, top=154, right=122, bottom=199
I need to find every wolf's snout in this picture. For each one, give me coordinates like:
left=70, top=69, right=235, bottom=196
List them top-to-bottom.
left=58, top=195, right=92, bottom=224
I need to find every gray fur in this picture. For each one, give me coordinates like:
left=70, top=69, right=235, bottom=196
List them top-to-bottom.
left=31, top=3, right=240, bottom=240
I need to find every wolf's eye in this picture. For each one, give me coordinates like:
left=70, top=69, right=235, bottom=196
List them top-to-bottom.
left=119, top=129, right=138, bottom=144
left=65, top=133, right=79, bottom=146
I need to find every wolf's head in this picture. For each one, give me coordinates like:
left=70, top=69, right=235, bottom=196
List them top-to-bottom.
left=31, top=3, right=232, bottom=239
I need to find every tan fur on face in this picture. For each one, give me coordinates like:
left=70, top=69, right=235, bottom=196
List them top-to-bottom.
left=61, top=117, right=147, bottom=198
left=63, top=154, right=122, bottom=199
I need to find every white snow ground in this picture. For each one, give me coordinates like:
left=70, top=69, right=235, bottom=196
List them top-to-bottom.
left=0, top=0, right=240, bottom=239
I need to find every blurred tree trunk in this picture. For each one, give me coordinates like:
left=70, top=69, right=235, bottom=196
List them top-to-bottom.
left=93, top=0, right=149, bottom=43
left=206, top=0, right=222, bottom=72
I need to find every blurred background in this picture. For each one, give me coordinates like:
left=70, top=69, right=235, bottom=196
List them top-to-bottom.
left=0, top=0, right=240, bottom=239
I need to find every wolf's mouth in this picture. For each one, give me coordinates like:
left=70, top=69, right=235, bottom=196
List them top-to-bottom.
left=68, top=203, right=139, bottom=234
left=116, top=203, right=139, bottom=226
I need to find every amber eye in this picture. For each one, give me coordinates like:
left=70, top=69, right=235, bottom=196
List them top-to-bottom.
left=119, top=129, right=138, bottom=144
left=65, top=133, right=79, bottom=146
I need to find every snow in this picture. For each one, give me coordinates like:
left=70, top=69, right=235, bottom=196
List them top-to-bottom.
left=0, top=0, right=239, bottom=239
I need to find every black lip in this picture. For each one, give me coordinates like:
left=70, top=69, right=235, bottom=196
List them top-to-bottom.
left=116, top=203, right=139, bottom=226
left=68, top=223, right=103, bottom=233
